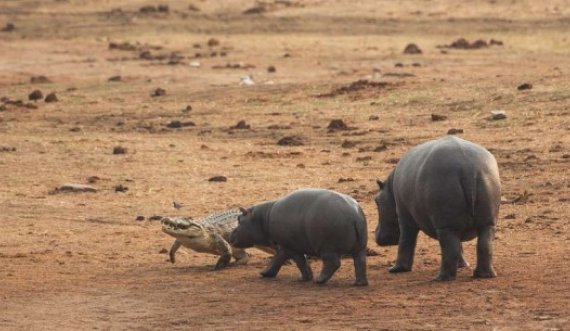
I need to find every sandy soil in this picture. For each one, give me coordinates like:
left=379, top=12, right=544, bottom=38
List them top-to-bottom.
left=1, top=0, right=569, bottom=330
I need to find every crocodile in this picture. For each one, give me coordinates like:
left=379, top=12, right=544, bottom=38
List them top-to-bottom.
left=161, top=209, right=275, bottom=270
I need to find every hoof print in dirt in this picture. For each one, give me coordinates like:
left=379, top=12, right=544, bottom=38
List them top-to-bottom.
left=403, top=43, right=422, bottom=54
left=517, top=83, right=533, bottom=91
left=151, top=88, right=166, bottom=97
left=28, top=90, right=43, bottom=102
left=44, top=92, right=58, bottom=103
left=431, top=114, right=448, bottom=122
left=166, top=120, right=195, bottom=129
left=230, top=120, right=250, bottom=130
left=447, top=128, right=464, bottom=135
left=278, top=136, right=304, bottom=146
left=113, top=146, right=128, bottom=154
left=208, top=176, right=227, bottom=182
left=53, top=183, right=97, bottom=194
left=115, top=184, right=128, bottom=193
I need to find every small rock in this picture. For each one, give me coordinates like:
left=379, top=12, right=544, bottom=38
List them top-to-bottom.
left=188, top=4, right=200, bottom=11
left=243, top=4, right=267, bottom=15
left=139, top=5, right=157, bottom=13
left=157, top=5, right=169, bottom=13
left=1, top=23, right=15, bottom=32
left=207, top=38, right=220, bottom=47
left=471, top=39, right=488, bottom=49
left=489, top=39, right=504, bottom=46
left=403, top=43, right=422, bottom=54
left=189, top=60, right=201, bottom=68
left=394, top=62, right=404, bottom=68
left=267, top=65, right=276, bottom=73
left=108, top=75, right=122, bottom=82
left=239, top=75, right=255, bottom=86
left=30, top=76, right=51, bottom=84
left=517, top=83, right=533, bottom=91
left=151, top=88, right=166, bottom=97
left=28, top=90, right=43, bottom=101
left=44, top=92, right=58, bottom=103
left=181, top=105, right=192, bottom=113
left=489, top=110, right=507, bottom=120
left=431, top=114, right=448, bottom=121
left=368, top=115, right=379, bottom=121
left=327, top=119, right=348, bottom=131
left=166, top=120, right=195, bottom=129
left=230, top=120, right=250, bottom=129
left=447, top=128, right=464, bottom=135
left=278, top=136, right=304, bottom=146
left=341, top=140, right=356, bottom=148
left=373, top=144, right=388, bottom=152
left=0, top=146, right=16, bottom=152
left=113, top=146, right=127, bottom=154
left=87, top=176, right=100, bottom=184
left=208, top=176, right=227, bottom=182
left=338, top=178, right=354, bottom=183
left=55, top=183, right=97, bottom=193
left=114, top=184, right=128, bottom=192
left=504, top=214, right=516, bottom=219
left=136, top=215, right=145, bottom=221
left=149, top=215, right=162, bottom=221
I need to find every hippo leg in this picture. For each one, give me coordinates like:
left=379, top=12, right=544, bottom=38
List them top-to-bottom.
left=389, top=222, right=419, bottom=273
left=473, top=226, right=497, bottom=278
left=434, top=228, right=461, bottom=281
left=169, top=240, right=181, bottom=264
left=458, top=244, right=470, bottom=268
left=232, top=248, right=250, bottom=265
left=260, top=248, right=289, bottom=278
left=352, top=249, right=369, bottom=286
left=290, top=252, right=313, bottom=281
left=316, top=252, right=341, bottom=285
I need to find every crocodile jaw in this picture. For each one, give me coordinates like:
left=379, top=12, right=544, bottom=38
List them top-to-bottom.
left=161, top=217, right=203, bottom=239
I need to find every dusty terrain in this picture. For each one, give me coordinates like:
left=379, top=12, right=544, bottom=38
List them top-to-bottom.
left=1, top=0, right=569, bottom=330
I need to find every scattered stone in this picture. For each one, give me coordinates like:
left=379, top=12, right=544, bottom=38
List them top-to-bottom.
left=139, top=5, right=158, bottom=13
left=157, top=5, right=169, bottom=12
left=1, top=23, right=15, bottom=32
left=207, top=38, right=220, bottom=47
left=441, top=38, right=496, bottom=50
left=471, top=39, right=488, bottom=48
left=489, top=39, right=504, bottom=46
left=108, top=41, right=138, bottom=51
left=403, top=43, right=422, bottom=54
left=283, top=53, right=291, bottom=58
left=189, top=60, right=201, bottom=68
left=394, top=62, right=404, bottom=68
left=412, top=62, right=422, bottom=67
left=267, top=65, right=276, bottom=73
left=108, top=75, right=122, bottom=82
left=239, top=75, right=255, bottom=86
left=30, top=76, right=51, bottom=84
left=319, top=80, right=391, bottom=97
left=517, top=83, right=533, bottom=91
left=151, top=88, right=166, bottom=97
left=28, top=90, right=43, bottom=102
left=44, top=92, right=58, bottom=103
left=24, top=103, right=38, bottom=109
left=0, top=105, right=6, bottom=111
left=181, top=105, right=192, bottom=113
left=489, top=110, right=507, bottom=120
left=431, top=114, right=448, bottom=121
left=368, top=115, right=379, bottom=121
left=327, top=119, right=349, bottom=131
left=166, top=120, right=196, bottom=129
left=230, top=120, right=250, bottom=129
left=447, top=128, right=464, bottom=135
left=278, top=136, right=304, bottom=146
left=341, top=140, right=357, bottom=148
left=373, top=144, right=388, bottom=152
left=0, top=146, right=16, bottom=152
left=113, top=146, right=127, bottom=154
left=356, top=156, right=372, bottom=162
left=86, top=176, right=100, bottom=184
left=208, top=176, right=227, bottom=182
left=338, top=178, right=354, bottom=183
left=54, top=183, right=97, bottom=193
left=114, top=184, right=128, bottom=192
left=136, top=215, right=145, bottom=221
left=149, top=215, right=163, bottom=221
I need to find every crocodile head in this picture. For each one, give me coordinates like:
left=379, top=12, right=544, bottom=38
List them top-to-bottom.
left=161, top=217, right=204, bottom=239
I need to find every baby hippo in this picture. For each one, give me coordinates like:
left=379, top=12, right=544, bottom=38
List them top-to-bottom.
left=375, top=136, right=501, bottom=281
left=230, top=188, right=369, bottom=286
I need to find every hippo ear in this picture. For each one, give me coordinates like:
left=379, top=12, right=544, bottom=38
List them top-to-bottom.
left=376, top=179, right=384, bottom=189
left=239, top=207, right=249, bottom=216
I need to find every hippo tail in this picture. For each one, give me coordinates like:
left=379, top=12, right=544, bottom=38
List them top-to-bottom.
left=461, top=172, right=499, bottom=226
left=353, top=206, right=368, bottom=252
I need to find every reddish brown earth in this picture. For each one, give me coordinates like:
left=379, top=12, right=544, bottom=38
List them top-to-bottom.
left=1, top=1, right=569, bottom=330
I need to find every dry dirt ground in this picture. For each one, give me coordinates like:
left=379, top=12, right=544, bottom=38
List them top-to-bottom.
left=1, top=0, right=569, bottom=330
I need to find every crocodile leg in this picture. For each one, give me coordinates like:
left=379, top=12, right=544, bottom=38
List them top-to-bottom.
left=212, top=234, right=233, bottom=270
left=169, top=240, right=181, bottom=264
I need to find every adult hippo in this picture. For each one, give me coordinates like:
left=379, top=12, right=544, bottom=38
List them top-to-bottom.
left=375, top=136, right=501, bottom=281
left=230, top=188, right=369, bottom=286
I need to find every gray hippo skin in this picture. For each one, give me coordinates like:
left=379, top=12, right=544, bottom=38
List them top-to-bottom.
left=375, top=136, right=501, bottom=281
left=230, top=188, right=369, bottom=286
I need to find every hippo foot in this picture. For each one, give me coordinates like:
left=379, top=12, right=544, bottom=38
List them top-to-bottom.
left=388, top=264, right=411, bottom=273
left=473, top=267, right=497, bottom=279
left=260, top=270, right=278, bottom=278
left=432, top=273, right=456, bottom=282
left=353, top=279, right=369, bottom=286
